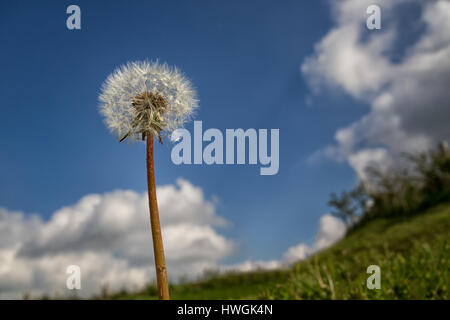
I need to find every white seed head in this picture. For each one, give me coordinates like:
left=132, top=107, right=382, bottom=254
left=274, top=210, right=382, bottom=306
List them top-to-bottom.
left=99, top=61, right=198, bottom=142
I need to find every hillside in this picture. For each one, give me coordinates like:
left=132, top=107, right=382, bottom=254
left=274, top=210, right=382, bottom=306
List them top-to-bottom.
left=105, top=203, right=450, bottom=300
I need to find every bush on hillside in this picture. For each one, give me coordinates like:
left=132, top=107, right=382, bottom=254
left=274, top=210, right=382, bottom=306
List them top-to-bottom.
left=329, top=142, right=450, bottom=230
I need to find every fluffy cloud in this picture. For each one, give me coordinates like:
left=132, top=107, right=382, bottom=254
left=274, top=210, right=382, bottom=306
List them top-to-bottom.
left=304, top=0, right=450, bottom=180
left=0, top=179, right=234, bottom=299
left=0, top=179, right=347, bottom=299
left=219, top=214, right=346, bottom=271
left=283, top=214, right=346, bottom=264
left=283, top=244, right=310, bottom=264
left=220, top=260, right=282, bottom=273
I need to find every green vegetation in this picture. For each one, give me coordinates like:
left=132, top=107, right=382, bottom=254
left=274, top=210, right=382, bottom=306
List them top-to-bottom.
left=329, top=142, right=450, bottom=231
left=100, top=144, right=450, bottom=300
left=104, top=202, right=449, bottom=300
left=260, top=203, right=449, bottom=299
left=103, top=270, right=290, bottom=300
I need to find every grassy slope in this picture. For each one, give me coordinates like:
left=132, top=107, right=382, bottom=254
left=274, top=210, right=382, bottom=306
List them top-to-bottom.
left=109, top=203, right=450, bottom=300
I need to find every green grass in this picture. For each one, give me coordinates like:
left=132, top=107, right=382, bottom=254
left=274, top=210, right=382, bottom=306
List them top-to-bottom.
left=261, top=202, right=450, bottom=299
left=107, top=203, right=450, bottom=300
left=106, top=270, right=290, bottom=300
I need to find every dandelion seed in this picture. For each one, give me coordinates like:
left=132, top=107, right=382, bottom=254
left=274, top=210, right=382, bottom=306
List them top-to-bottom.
left=98, top=61, right=198, bottom=300
left=99, top=61, right=198, bottom=143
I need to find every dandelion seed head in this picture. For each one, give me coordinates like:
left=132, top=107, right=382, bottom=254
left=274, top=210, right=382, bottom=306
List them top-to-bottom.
left=99, top=61, right=198, bottom=142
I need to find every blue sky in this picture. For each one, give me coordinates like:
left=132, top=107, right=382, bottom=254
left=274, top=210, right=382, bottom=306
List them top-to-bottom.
left=0, top=0, right=376, bottom=264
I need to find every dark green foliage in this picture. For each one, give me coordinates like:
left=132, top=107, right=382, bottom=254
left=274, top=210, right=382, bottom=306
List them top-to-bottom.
left=328, top=184, right=368, bottom=226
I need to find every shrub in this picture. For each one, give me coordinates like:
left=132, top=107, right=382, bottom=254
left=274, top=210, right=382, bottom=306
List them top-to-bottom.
left=329, top=142, right=450, bottom=230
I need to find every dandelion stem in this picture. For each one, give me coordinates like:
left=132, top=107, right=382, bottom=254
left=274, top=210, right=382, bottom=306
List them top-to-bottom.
left=146, top=134, right=170, bottom=300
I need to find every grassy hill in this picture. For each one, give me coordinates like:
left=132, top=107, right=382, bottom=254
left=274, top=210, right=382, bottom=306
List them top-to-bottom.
left=106, top=202, right=449, bottom=300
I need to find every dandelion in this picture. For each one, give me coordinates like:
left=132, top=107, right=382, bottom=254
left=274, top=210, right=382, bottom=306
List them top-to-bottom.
left=99, top=61, right=198, bottom=300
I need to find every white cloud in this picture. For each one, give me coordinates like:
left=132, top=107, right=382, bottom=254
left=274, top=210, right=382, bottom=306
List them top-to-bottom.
left=304, top=0, right=450, bottom=180
left=348, top=148, right=390, bottom=183
left=0, top=179, right=234, bottom=299
left=0, top=180, right=346, bottom=298
left=219, top=213, right=347, bottom=271
left=218, top=214, right=346, bottom=272
left=283, top=214, right=346, bottom=264
left=313, top=214, right=347, bottom=251
left=283, top=244, right=310, bottom=264
left=221, top=260, right=282, bottom=273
